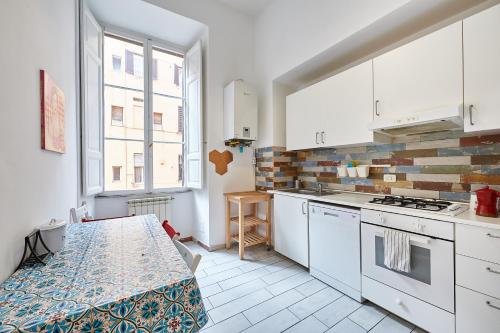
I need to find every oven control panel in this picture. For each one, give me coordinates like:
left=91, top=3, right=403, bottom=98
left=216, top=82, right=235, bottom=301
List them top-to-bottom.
left=361, top=209, right=454, bottom=241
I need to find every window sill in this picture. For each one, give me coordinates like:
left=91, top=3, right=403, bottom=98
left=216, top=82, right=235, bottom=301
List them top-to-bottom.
left=95, top=188, right=191, bottom=198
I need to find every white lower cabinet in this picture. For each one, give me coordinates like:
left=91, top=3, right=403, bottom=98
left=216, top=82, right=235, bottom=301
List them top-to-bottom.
left=273, top=194, right=309, bottom=267
left=456, top=224, right=500, bottom=332
left=362, top=276, right=455, bottom=333
left=456, top=286, right=500, bottom=333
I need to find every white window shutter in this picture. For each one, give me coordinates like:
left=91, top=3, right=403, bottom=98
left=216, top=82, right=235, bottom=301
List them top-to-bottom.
left=81, top=4, right=104, bottom=196
left=185, top=41, right=203, bottom=189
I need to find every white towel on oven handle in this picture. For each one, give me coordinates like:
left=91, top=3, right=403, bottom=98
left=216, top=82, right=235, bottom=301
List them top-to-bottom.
left=384, top=229, right=411, bottom=273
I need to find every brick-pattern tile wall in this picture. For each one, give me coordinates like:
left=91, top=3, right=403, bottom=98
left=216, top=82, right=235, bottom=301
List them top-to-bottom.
left=255, top=132, right=500, bottom=202
left=255, top=147, right=297, bottom=191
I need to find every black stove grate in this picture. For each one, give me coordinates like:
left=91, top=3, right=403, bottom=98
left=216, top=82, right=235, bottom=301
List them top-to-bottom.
left=368, top=196, right=452, bottom=212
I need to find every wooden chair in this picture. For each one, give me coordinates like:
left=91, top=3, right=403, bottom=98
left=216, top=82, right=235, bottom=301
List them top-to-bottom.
left=70, top=203, right=92, bottom=223
left=173, top=239, right=202, bottom=273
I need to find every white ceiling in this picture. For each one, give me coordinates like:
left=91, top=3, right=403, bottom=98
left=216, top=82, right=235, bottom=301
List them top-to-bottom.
left=87, top=0, right=206, bottom=49
left=216, top=0, right=273, bottom=16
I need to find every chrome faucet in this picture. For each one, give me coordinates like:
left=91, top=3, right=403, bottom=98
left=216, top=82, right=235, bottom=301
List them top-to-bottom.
left=317, top=183, right=323, bottom=194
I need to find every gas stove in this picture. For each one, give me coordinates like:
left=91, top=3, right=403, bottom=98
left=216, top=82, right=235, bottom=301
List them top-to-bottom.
left=367, top=195, right=469, bottom=216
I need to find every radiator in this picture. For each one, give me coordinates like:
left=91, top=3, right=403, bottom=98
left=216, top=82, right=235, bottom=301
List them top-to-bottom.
left=127, top=196, right=173, bottom=223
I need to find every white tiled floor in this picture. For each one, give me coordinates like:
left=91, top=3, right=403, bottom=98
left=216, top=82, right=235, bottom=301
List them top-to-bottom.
left=186, top=242, right=426, bottom=333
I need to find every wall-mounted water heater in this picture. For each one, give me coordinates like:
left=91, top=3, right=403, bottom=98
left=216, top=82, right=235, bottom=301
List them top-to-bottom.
left=223, top=80, right=258, bottom=148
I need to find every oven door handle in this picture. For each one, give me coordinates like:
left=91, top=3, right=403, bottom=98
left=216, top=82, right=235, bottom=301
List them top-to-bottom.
left=375, top=232, right=431, bottom=245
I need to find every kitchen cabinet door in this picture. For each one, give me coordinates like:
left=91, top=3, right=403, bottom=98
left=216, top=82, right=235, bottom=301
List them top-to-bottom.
left=464, top=4, right=500, bottom=133
left=373, top=22, right=462, bottom=120
left=321, top=60, right=374, bottom=147
left=286, top=82, right=323, bottom=151
left=273, top=194, right=309, bottom=267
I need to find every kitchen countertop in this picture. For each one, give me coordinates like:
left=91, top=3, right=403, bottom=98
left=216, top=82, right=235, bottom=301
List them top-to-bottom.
left=269, top=189, right=500, bottom=231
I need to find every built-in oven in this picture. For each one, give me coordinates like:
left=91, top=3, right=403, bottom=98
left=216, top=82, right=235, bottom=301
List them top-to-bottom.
left=361, top=209, right=455, bottom=313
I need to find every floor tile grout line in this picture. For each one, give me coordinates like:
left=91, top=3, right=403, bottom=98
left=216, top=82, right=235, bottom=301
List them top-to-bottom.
left=203, top=252, right=281, bottom=275
left=200, top=259, right=301, bottom=292
left=207, top=278, right=268, bottom=309
left=285, top=288, right=343, bottom=320
left=312, top=296, right=365, bottom=328
left=363, top=312, right=390, bottom=332
left=345, top=317, right=369, bottom=332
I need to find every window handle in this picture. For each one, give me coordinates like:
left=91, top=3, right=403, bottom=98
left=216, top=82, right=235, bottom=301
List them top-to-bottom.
left=375, top=100, right=380, bottom=116
left=469, top=104, right=474, bottom=126
left=321, top=131, right=325, bottom=144
left=315, top=132, right=319, bottom=144
left=486, top=267, right=500, bottom=275
left=486, top=301, right=500, bottom=311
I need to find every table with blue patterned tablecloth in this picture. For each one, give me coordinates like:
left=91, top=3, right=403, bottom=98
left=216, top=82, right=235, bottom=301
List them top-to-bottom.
left=0, top=214, right=207, bottom=333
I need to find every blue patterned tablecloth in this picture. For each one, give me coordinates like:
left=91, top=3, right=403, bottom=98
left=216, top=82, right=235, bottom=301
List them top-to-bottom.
left=0, top=215, right=207, bottom=333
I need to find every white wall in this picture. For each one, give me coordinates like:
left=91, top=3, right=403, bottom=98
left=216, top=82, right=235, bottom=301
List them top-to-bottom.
left=0, top=0, right=78, bottom=281
left=255, top=0, right=411, bottom=148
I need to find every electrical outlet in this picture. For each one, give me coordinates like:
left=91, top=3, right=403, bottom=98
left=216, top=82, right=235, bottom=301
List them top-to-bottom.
left=384, top=174, right=397, bottom=183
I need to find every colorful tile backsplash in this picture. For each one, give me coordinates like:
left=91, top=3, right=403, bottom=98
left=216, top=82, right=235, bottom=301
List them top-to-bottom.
left=255, top=132, right=500, bottom=202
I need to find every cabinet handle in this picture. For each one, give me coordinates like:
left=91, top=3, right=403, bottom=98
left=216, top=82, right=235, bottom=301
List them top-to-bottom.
left=375, top=100, right=380, bottom=116
left=469, top=104, right=474, bottom=126
left=321, top=131, right=325, bottom=144
left=315, top=132, right=319, bottom=144
left=301, top=202, right=307, bottom=215
left=324, top=212, right=339, bottom=218
left=486, top=233, right=500, bottom=239
left=486, top=267, right=500, bottom=275
left=486, top=301, right=500, bottom=311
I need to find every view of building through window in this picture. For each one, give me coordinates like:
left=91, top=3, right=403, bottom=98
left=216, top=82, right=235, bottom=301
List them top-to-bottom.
left=103, top=34, right=184, bottom=191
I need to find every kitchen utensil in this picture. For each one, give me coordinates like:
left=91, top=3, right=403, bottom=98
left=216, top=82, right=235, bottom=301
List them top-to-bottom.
left=474, top=186, right=499, bottom=218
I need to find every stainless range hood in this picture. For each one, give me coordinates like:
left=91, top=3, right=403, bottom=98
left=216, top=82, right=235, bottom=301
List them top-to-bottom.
left=368, top=106, right=464, bottom=137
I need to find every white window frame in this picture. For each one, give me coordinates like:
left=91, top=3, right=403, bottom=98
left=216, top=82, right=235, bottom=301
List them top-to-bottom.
left=101, top=26, right=187, bottom=195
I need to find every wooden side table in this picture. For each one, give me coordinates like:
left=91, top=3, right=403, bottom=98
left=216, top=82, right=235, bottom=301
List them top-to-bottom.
left=224, top=191, right=272, bottom=259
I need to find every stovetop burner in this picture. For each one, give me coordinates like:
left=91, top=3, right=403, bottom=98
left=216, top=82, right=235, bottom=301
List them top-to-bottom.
left=368, top=196, right=453, bottom=212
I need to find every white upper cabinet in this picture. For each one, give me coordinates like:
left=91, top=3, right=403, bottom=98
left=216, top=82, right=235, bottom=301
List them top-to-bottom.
left=463, top=4, right=500, bottom=133
left=373, top=22, right=463, bottom=120
left=286, top=60, right=374, bottom=150
left=321, top=60, right=374, bottom=147
left=286, top=80, right=324, bottom=150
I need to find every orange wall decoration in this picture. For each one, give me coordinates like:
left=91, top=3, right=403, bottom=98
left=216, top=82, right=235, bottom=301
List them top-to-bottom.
left=40, top=70, right=65, bottom=153
left=209, top=150, right=233, bottom=175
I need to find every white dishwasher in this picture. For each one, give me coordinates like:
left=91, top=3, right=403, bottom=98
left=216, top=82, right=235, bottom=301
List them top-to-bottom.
left=309, top=202, right=363, bottom=302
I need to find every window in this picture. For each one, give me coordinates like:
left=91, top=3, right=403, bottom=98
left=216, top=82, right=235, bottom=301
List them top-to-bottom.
left=82, top=12, right=202, bottom=196
left=101, top=33, right=201, bottom=194
left=104, top=35, right=145, bottom=192
left=125, top=49, right=144, bottom=77
left=112, top=55, right=121, bottom=71
left=152, top=58, right=158, bottom=80
left=174, top=64, right=182, bottom=86
left=111, top=105, right=123, bottom=126
left=177, top=106, right=183, bottom=133
left=153, top=112, right=163, bottom=130
left=134, top=153, right=144, bottom=184
left=178, top=154, right=183, bottom=182
left=112, top=166, right=121, bottom=181
left=134, top=167, right=144, bottom=183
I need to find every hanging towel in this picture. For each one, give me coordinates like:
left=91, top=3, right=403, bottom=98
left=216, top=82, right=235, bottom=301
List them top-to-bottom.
left=384, top=229, right=411, bottom=273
